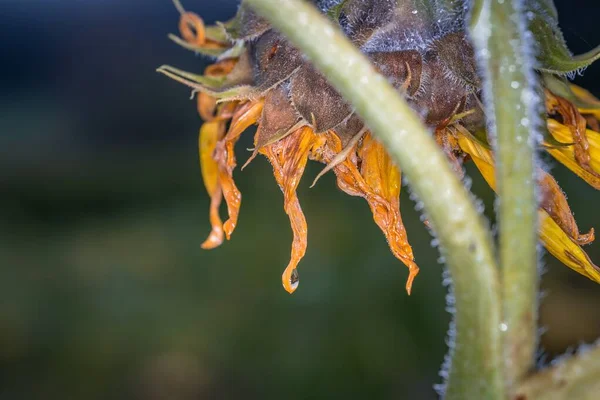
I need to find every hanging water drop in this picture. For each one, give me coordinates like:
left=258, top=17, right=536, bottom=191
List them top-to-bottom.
left=290, top=268, right=299, bottom=291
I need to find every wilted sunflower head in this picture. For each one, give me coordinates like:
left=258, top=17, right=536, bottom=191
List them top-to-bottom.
left=158, top=0, right=600, bottom=294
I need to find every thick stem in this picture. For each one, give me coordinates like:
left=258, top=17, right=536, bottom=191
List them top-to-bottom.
left=471, top=0, right=540, bottom=390
left=246, top=1, right=504, bottom=398
left=516, top=343, right=600, bottom=400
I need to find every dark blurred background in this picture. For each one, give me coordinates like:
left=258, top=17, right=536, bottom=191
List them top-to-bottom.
left=1, top=1, right=599, bottom=399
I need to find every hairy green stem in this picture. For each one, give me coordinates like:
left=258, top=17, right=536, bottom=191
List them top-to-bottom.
left=246, top=0, right=504, bottom=398
left=471, top=0, right=540, bottom=389
left=516, top=343, right=600, bottom=400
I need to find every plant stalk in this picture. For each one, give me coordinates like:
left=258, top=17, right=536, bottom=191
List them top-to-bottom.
left=470, top=0, right=540, bottom=390
left=246, top=1, right=504, bottom=398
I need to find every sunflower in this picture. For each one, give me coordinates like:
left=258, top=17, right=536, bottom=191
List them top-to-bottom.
left=158, top=0, right=600, bottom=294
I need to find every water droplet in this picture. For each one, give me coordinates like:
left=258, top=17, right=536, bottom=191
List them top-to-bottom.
left=290, top=269, right=299, bottom=291
left=500, top=323, right=508, bottom=332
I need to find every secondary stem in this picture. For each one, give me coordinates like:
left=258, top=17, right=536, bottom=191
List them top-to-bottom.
left=516, top=343, right=600, bottom=400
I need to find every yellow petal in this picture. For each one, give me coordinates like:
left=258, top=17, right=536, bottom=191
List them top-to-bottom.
left=570, top=84, right=600, bottom=119
left=570, top=84, right=600, bottom=104
left=545, top=90, right=600, bottom=188
left=546, top=119, right=600, bottom=189
left=198, top=121, right=226, bottom=250
left=199, top=121, right=222, bottom=196
left=457, top=132, right=600, bottom=284
left=455, top=133, right=496, bottom=187
left=539, top=209, right=600, bottom=284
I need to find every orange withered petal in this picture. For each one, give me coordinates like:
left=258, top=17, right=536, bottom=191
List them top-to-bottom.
left=177, top=12, right=226, bottom=49
left=179, top=12, right=207, bottom=46
left=204, top=60, right=238, bottom=77
left=196, top=61, right=238, bottom=122
left=545, top=90, right=600, bottom=186
left=197, top=92, right=219, bottom=122
left=197, top=94, right=237, bottom=123
left=215, top=100, right=265, bottom=240
left=546, top=119, right=600, bottom=189
left=198, top=120, right=225, bottom=249
left=310, top=126, right=366, bottom=188
left=260, top=127, right=326, bottom=293
left=318, top=131, right=419, bottom=294
left=456, top=132, right=600, bottom=285
left=358, top=134, right=419, bottom=293
left=539, top=172, right=595, bottom=245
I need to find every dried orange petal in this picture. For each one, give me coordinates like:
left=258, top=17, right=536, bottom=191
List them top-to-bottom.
left=177, top=12, right=226, bottom=50
left=179, top=12, right=206, bottom=46
left=546, top=90, right=600, bottom=184
left=215, top=100, right=265, bottom=239
left=260, top=127, right=325, bottom=293
left=318, top=131, right=419, bottom=294
left=359, top=134, right=419, bottom=293
left=539, top=172, right=594, bottom=245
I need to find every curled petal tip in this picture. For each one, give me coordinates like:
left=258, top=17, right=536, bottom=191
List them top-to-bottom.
left=223, top=220, right=236, bottom=240
left=576, top=227, right=595, bottom=246
left=201, top=231, right=223, bottom=250
left=405, top=263, right=419, bottom=296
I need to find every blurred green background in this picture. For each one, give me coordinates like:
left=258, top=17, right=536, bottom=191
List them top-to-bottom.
left=1, top=1, right=599, bottom=399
